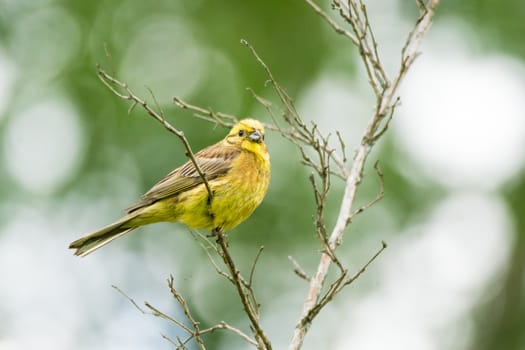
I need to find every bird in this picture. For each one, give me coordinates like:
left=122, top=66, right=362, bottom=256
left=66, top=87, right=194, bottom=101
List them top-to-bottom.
left=69, top=118, right=271, bottom=257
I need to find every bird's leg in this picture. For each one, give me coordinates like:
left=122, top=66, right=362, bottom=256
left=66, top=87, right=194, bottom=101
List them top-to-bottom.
left=206, top=189, right=215, bottom=206
left=206, top=190, right=216, bottom=228
left=212, top=228, right=229, bottom=247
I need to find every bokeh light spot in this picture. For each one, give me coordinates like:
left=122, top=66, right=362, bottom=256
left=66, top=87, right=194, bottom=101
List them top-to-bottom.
left=8, top=6, right=81, bottom=81
left=119, top=15, right=205, bottom=102
left=396, top=27, right=525, bottom=189
left=0, top=51, right=16, bottom=119
left=298, top=75, right=372, bottom=147
left=3, top=99, right=84, bottom=194
left=334, top=192, right=512, bottom=350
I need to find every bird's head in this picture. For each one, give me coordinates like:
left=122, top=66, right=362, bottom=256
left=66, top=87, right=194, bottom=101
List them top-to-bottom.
left=225, top=119, right=267, bottom=155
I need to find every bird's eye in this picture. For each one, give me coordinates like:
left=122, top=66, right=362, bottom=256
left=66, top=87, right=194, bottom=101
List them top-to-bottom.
left=238, top=130, right=245, bottom=137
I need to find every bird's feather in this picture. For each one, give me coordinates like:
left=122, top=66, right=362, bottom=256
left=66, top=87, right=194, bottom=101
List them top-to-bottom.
left=126, top=144, right=241, bottom=212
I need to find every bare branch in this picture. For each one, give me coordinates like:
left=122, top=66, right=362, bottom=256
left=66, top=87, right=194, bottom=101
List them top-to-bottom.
left=304, top=0, right=358, bottom=44
left=331, top=0, right=390, bottom=94
left=100, top=1, right=439, bottom=348
left=289, top=1, right=440, bottom=348
left=240, top=39, right=300, bottom=124
left=242, top=39, right=349, bottom=181
left=102, top=42, right=116, bottom=77
left=96, top=67, right=214, bottom=203
left=173, top=96, right=237, bottom=127
left=371, top=96, right=399, bottom=142
left=335, top=130, right=347, bottom=163
left=349, top=161, right=385, bottom=221
left=190, top=230, right=234, bottom=282
left=215, top=232, right=272, bottom=349
left=300, top=240, right=387, bottom=325
left=343, top=240, right=387, bottom=288
left=243, top=246, right=265, bottom=318
left=249, top=246, right=265, bottom=288
left=288, top=256, right=311, bottom=282
left=164, top=274, right=259, bottom=348
left=167, top=275, right=206, bottom=349
left=111, top=285, right=147, bottom=314
left=145, top=302, right=193, bottom=334
left=200, top=322, right=258, bottom=347
left=161, top=333, right=184, bottom=348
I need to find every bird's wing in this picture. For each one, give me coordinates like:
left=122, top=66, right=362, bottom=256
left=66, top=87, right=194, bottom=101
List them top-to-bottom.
left=126, top=144, right=241, bottom=213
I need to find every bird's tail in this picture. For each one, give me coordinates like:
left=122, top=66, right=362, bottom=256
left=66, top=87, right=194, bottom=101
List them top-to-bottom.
left=69, top=214, right=139, bottom=257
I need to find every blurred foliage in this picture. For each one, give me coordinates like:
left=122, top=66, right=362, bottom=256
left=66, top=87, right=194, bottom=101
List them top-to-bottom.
left=0, top=0, right=524, bottom=349
left=439, top=0, right=525, bottom=57
left=470, top=175, right=525, bottom=350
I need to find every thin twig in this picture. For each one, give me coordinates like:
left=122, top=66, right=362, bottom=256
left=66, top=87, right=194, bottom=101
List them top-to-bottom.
left=304, top=0, right=358, bottom=44
left=101, top=1, right=438, bottom=349
left=289, top=1, right=440, bottom=349
left=240, top=39, right=299, bottom=125
left=243, top=39, right=349, bottom=181
left=102, top=42, right=116, bottom=77
left=96, top=67, right=214, bottom=202
left=173, top=96, right=237, bottom=127
left=372, top=96, right=400, bottom=141
left=335, top=130, right=347, bottom=163
left=348, top=161, right=385, bottom=221
left=188, top=230, right=263, bottom=347
left=190, top=230, right=234, bottom=282
left=215, top=232, right=272, bottom=350
left=302, top=240, right=387, bottom=324
left=343, top=240, right=387, bottom=287
left=249, top=246, right=265, bottom=287
left=244, top=247, right=265, bottom=318
left=288, top=256, right=311, bottom=282
left=168, top=275, right=206, bottom=349
left=111, top=285, right=147, bottom=314
left=145, top=302, right=193, bottom=334
left=199, top=322, right=258, bottom=346
left=161, top=333, right=183, bottom=348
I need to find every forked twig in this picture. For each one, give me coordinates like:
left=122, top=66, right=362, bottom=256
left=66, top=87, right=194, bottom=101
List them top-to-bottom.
left=101, top=1, right=439, bottom=348
left=289, top=1, right=440, bottom=349
left=96, top=67, right=214, bottom=202
left=173, top=96, right=237, bottom=127
left=349, top=161, right=385, bottom=221
left=215, top=232, right=272, bottom=349
left=301, top=240, right=388, bottom=324
left=288, top=256, right=311, bottom=282
left=111, top=285, right=147, bottom=314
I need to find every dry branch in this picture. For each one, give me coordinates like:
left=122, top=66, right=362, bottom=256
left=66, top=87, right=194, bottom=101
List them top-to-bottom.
left=99, top=1, right=440, bottom=348
left=288, top=1, right=440, bottom=348
left=96, top=66, right=214, bottom=202
left=215, top=233, right=272, bottom=349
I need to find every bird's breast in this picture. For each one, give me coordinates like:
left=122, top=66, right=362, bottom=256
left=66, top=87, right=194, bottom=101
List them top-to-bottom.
left=210, top=149, right=270, bottom=230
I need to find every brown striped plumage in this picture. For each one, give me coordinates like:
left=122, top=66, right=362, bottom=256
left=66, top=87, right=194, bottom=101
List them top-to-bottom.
left=69, top=119, right=270, bottom=257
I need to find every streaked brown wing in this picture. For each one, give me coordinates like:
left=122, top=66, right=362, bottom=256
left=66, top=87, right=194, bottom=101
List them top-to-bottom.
left=126, top=144, right=240, bottom=213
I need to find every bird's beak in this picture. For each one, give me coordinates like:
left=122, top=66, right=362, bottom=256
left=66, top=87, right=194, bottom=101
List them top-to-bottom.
left=248, top=129, right=263, bottom=143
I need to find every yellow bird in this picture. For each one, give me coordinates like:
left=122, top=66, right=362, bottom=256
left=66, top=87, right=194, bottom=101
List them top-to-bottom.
left=69, top=119, right=270, bottom=257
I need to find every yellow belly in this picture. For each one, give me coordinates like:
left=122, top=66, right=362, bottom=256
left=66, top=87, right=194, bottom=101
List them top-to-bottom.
left=144, top=150, right=270, bottom=232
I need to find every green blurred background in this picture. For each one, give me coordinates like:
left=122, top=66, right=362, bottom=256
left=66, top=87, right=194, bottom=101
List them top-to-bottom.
left=1, top=0, right=525, bottom=349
